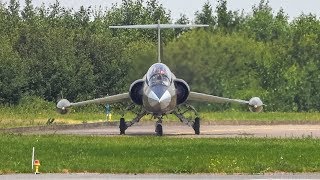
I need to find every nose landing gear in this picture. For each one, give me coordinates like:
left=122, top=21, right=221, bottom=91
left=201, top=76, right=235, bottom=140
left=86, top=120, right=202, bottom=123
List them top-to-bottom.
left=155, top=117, right=163, bottom=136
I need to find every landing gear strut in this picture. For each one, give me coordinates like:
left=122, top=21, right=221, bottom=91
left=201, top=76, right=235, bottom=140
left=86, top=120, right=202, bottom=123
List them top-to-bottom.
left=173, top=104, right=201, bottom=135
left=119, top=110, right=147, bottom=135
left=155, top=117, right=163, bottom=136
left=193, top=117, right=200, bottom=135
left=119, top=118, right=126, bottom=135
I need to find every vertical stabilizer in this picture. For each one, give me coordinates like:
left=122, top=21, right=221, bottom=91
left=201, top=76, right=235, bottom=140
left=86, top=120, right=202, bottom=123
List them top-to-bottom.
left=157, top=20, right=161, bottom=63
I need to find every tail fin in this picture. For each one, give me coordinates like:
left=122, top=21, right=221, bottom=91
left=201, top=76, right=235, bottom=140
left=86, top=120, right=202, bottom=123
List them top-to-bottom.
left=109, top=20, right=208, bottom=63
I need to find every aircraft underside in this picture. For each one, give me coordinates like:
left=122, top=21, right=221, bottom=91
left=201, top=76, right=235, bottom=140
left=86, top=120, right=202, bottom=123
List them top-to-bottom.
left=119, top=103, right=200, bottom=136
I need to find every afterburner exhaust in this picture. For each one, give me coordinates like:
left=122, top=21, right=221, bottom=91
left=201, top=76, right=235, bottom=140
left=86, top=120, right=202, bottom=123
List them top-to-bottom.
left=248, top=97, right=264, bottom=112
left=56, top=99, right=71, bottom=114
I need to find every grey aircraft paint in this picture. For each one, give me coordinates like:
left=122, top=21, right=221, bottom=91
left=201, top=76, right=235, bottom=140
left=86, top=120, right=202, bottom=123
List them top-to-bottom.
left=143, top=63, right=177, bottom=115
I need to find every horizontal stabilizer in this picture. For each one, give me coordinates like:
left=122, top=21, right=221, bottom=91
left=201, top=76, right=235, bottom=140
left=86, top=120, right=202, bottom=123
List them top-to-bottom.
left=109, top=20, right=209, bottom=63
left=109, top=24, right=209, bottom=29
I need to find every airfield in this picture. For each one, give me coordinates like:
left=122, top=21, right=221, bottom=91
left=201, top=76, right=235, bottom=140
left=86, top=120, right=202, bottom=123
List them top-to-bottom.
left=2, top=121, right=320, bottom=178
left=4, top=121, right=320, bottom=138
left=2, top=122, right=320, bottom=179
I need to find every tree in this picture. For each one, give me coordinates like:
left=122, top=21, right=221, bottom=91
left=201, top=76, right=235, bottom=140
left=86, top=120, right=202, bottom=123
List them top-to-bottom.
left=21, top=0, right=35, bottom=21
left=105, top=0, right=173, bottom=44
left=216, top=0, right=244, bottom=32
left=194, top=1, right=216, bottom=26
left=174, top=14, right=190, bottom=37
left=286, top=14, right=320, bottom=111
left=165, top=30, right=268, bottom=110
left=0, top=38, right=27, bottom=104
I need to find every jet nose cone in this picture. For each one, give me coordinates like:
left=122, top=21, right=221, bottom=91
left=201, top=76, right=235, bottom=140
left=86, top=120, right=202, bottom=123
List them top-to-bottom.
left=151, top=85, right=166, bottom=99
left=148, top=86, right=172, bottom=110
left=158, top=90, right=171, bottom=109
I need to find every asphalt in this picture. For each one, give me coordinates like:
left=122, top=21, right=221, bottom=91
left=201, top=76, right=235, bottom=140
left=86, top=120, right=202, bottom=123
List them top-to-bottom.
left=3, top=122, right=320, bottom=138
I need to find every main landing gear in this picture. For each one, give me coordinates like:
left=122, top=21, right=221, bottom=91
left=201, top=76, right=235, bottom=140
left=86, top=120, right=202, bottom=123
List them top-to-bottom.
left=172, top=104, right=201, bottom=135
left=119, top=110, right=147, bottom=135
left=193, top=117, right=200, bottom=135
left=119, top=118, right=126, bottom=135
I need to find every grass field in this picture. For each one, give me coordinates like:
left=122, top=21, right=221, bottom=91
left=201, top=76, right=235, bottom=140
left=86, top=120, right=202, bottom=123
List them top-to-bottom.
left=1, top=134, right=320, bottom=174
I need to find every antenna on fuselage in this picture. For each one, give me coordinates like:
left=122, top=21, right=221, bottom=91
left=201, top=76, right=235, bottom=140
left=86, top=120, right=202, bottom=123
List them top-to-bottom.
left=109, top=20, right=209, bottom=63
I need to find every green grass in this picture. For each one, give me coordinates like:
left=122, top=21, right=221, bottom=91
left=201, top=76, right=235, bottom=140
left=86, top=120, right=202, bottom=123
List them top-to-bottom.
left=200, top=112, right=320, bottom=123
left=1, top=134, right=320, bottom=174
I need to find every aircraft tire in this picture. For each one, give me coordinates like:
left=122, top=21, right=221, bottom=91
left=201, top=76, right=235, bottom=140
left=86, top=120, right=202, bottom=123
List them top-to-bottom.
left=193, top=117, right=200, bottom=135
left=119, top=118, right=126, bottom=135
left=155, top=123, right=163, bottom=136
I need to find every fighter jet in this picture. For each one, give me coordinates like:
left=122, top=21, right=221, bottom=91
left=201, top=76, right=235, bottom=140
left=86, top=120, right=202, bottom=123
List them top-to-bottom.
left=57, top=20, right=264, bottom=136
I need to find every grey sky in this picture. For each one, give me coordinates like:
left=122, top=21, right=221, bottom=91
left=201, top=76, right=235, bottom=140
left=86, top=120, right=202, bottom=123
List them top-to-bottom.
left=2, top=0, right=320, bottom=21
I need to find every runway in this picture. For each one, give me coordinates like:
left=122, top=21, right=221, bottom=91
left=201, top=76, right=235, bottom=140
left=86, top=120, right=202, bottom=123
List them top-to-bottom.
left=15, top=122, right=320, bottom=138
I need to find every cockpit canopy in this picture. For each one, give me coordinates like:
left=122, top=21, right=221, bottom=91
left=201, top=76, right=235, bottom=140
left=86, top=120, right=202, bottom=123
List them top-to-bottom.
left=146, top=63, right=172, bottom=86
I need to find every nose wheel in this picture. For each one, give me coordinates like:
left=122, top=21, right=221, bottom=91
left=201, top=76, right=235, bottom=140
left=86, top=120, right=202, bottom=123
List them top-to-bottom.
left=155, top=117, right=163, bottom=136
left=155, top=123, right=163, bottom=136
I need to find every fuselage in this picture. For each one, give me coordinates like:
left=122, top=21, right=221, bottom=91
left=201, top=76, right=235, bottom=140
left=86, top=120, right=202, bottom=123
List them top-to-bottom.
left=142, top=63, right=177, bottom=115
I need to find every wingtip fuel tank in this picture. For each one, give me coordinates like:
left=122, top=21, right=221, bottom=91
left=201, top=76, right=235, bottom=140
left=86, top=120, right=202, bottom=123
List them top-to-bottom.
left=248, top=97, right=264, bottom=112
left=56, top=99, right=71, bottom=114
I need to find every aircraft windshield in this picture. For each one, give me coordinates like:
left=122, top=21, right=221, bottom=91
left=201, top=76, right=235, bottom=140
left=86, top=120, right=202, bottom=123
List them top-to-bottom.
left=146, top=63, right=172, bottom=86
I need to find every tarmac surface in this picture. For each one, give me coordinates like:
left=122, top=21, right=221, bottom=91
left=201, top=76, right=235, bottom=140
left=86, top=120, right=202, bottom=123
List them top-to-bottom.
left=4, top=122, right=320, bottom=138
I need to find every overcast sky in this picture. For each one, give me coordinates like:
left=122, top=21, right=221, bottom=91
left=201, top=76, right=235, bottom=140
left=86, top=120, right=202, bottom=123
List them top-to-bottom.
left=1, top=0, right=319, bottom=21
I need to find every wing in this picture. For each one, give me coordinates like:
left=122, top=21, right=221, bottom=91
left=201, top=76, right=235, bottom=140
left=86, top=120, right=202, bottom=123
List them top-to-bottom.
left=187, top=91, right=264, bottom=112
left=188, top=91, right=248, bottom=104
left=57, top=93, right=130, bottom=114
left=70, top=93, right=130, bottom=107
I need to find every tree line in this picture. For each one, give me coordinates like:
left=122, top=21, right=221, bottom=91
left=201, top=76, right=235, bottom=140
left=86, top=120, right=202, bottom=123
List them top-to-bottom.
left=0, top=0, right=319, bottom=112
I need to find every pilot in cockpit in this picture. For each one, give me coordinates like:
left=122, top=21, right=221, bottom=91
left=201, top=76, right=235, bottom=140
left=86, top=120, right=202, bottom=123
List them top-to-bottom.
left=147, top=63, right=172, bottom=87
